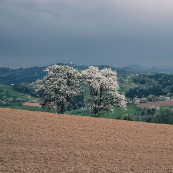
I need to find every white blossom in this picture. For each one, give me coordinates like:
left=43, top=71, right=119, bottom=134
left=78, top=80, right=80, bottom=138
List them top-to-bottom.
left=35, top=65, right=82, bottom=113
left=81, top=66, right=126, bottom=117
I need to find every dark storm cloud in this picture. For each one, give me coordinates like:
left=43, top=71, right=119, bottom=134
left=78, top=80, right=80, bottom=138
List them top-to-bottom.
left=1, top=0, right=173, bottom=68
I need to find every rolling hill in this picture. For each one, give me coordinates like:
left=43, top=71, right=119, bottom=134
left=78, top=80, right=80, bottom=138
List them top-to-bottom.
left=0, top=63, right=135, bottom=84
left=1, top=108, right=173, bottom=172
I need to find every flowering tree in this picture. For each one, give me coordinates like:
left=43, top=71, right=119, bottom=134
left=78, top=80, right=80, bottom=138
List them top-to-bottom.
left=35, top=65, right=82, bottom=114
left=81, top=66, right=126, bottom=117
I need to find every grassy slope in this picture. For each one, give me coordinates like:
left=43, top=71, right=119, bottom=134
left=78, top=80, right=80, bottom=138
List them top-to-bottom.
left=119, top=82, right=136, bottom=93
left=0, top=85, right=40, bottom=111
left=0, top=85, right=36, bottom=100
left=68, top=104, right=142, bottom=118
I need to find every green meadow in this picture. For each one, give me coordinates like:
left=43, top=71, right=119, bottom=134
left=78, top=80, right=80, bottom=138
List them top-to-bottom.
left=68, top=103, right=142, bottom=119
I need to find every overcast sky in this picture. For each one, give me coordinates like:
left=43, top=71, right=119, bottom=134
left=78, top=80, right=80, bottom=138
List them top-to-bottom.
left=1, top=0, right=173, bottom=69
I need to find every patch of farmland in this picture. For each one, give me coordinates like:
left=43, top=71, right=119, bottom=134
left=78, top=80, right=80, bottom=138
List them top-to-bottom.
left=139, top=100, right=173, bottom=108
left=22, top=102, right=40, bottom=107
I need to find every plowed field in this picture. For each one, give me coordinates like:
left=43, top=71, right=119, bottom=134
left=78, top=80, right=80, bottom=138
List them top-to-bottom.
left=139, top=100, right=173, bottom=108
left=22, top=102, right=40, bottom=107
left=0, top=108, right=173, bottom=172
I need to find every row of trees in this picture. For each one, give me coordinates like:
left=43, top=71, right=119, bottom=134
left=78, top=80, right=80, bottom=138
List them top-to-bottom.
left=35, top=65, right=126, bottom=117
left=14, top=84, right=36, bottom=97
left=126, top=87, right=167, bottom=99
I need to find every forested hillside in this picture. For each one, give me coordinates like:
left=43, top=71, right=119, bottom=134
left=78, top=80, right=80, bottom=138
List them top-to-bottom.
left=0, top=63, right=134, bottom=84
left=0, top=66, right=47, bottom=84
left=126, top=73, right=173, bottom=99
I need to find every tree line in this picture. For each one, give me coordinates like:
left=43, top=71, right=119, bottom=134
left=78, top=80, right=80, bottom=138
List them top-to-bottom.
left=14, top=84, right=36, bottom=97
left=126, top=87, right=167, bottom=99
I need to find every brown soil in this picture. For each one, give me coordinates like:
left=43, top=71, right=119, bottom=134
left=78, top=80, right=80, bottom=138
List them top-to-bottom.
left=139, top=100, right=173, bottom=108
left=22, top=102, right=40, bottom=107
left=1, top=108, right=173, bottom=172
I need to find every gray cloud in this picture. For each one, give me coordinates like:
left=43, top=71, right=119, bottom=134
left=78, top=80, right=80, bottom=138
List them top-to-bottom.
left=1, top=0, right=173, bottom=69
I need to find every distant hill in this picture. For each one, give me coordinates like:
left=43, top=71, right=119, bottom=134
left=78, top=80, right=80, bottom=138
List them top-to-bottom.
left=0, top=63, right=129, bottom=84
left=1, top=63, right=173, bottom=84
left=125, top=64, right=173, bottom=74
left=125, top=64, right=148, bottom=72
left=0, top=66, right=47, bottom=84
left=149, top=66, right=173, bottom=74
